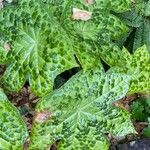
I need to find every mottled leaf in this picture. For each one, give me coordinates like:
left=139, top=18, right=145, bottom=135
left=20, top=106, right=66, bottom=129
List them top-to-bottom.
left=0, top=0, right=131, bottom=96
left=0, top=0, right=98, bottom=96
left=52, top=0, right=131, bottom=40
left=108, top=45, right=150, bottom=94
left=29, top=65, right=135, bottom=150
left=0, top=89, right=28, bottom=149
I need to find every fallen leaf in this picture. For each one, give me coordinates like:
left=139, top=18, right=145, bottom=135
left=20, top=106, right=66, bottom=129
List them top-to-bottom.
left=0, top=0, right=3, bottom=10
left=85, top=0, right=95, bottom=5
left=131, top=0, right=136, bottom=3
left=72, top=8, right=92, bottom=21
left=4, top=42, right=11, bottom=51
left=34, top=111, right=51, bottom=123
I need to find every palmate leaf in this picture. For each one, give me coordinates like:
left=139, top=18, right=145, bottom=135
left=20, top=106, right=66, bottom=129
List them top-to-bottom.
left=0, top=0, right=131, bottom=96
left=0, top=0, right=97, bottom=96
left=48, top=0, right=131, bottom=40
left=48, top=0, right=132, bottom=66
left=108, top=45, right=150, bottom=94
left=29, top=65, right=135, bottom=150
left=0, top=89, right=28, bottom=149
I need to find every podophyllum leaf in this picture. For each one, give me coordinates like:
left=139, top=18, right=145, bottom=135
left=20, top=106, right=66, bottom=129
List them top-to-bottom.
left=0, top=0, right=100, bottom=96
left=0, top=0, right=132, bottom=96
left=46, top=0, right=132, bottom=73
left=48, top=0, right=131, bottom=40
left=108, top=45, right=150, bottom=94
left=29, top=65, right=135, bottom=150
left=0, top=88, right=28, bottom=149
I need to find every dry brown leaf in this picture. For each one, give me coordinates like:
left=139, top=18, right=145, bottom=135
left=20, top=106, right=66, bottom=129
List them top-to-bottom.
left=0, top=0, right=3, bottom=10
left=85, top=0, right=95, bottom=5
left=131, top=0, right=136, bottom=3
left=72, top=8, right=92, bottom=21
left=4, top=42, right=11, bottom=51
left=34, top=111, right=51, bottom=123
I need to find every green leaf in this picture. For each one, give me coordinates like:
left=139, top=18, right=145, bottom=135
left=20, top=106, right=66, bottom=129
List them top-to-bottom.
left=0, top=0, right=131, bottom=96
left=0, top=0, right=97, bottom=96
left=50, top=0, right=131, bottom=40
left=145, top=0, right=150, bottom=16
left=115, top=1, right=150, bottom=53
left=116, top=9, right=143, bottom=28
left=133, top=19, right=150, bottom=53
left=108, top=45, right=150, bottom=94
left=29, top=65, right=135, bottom=150
left=0, top=88, right=28, bottom=149
left=131, top=97, right=150, bottom=121
left=131, top=101, right=146, bottom=121
left=143, top=118, right=150, bottom=137
left=143, top=126, right=150, bottom=137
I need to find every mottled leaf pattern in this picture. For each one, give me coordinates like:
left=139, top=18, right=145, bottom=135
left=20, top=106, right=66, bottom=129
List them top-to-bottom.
left=0, top=0, right=131, bottom=96
left=0, top=0, right=97, bottom=96
left=50, top=0, right=131, bottom=40
left=0, top=1, right=138, bottom=149
left=108, top=45, right=150, bottom=94
left=29, top=65, right=135, bottom=150
left=0, top=89, right=28, bottom=150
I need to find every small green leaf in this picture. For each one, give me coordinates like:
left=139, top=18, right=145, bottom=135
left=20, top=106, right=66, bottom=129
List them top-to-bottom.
left=115, top=1, right=150, bottom=53
left=29, top=65, right=135, bottom=150
left=0, top=89, right=28, bottom=150
left=131, top=101, right=146, bottom=121
left=143, top=118, right=150, bottom=137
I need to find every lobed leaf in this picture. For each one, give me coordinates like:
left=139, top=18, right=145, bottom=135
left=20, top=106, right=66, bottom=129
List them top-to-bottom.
left=0, top=0, right=131, bottom=96
left=29, top=65, right=135, bottom=150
